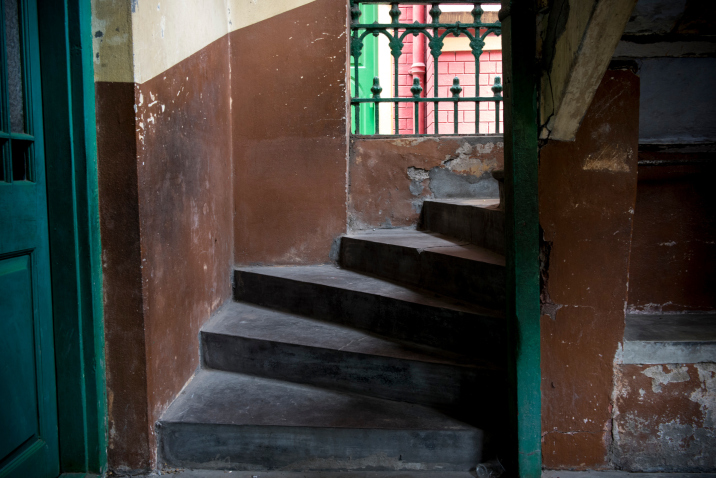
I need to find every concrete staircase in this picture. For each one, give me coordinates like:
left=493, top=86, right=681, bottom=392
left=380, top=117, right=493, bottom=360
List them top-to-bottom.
left=158, top=195, right=506, bottom=472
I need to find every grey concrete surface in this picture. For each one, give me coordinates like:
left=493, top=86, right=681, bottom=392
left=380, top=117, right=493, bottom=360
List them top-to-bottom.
left=419, top=200, right=504, bottom=256
left=340, top=230, right=505, bottom=308
left=233, top=265, right=504, bottom=356
left=202, top=302, right=499, bottom=408
left=624, top=313, right=716, bottom=364
left=158, top=370, right=483, bottom=472
left=140, top=471, right=477, bottom=477
left=543, top=472, right=716, bottom=478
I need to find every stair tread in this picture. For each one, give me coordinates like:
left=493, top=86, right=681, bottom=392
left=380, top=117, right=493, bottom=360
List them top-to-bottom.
left=424, top=198, right=500, bottom=209
left=345, top=229, right=505, bottom=266
left=236, top=265, right=502, bottom=318
left=204, top=301, right=490, bottom=368
left=161, top=369, right=478, bottom=431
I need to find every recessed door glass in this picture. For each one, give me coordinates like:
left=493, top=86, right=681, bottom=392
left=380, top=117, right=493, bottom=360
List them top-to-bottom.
left=4, top=0, right=26, bottom=133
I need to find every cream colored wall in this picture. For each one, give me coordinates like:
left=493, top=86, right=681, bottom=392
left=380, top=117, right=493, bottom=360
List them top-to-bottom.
left=93, top=0, right=318, bottom=84
left=93, top=0, right=134, bottom=82
left=131, top=0, right=229, bottom=84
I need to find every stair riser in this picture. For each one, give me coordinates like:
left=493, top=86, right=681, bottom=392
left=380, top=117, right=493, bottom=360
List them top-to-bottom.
left=420, top=203, right=505, bottom=255
left=340, top=238, right=506, bottom=307
left=233, top=270, right=504, bottom=356
left=202, top=331, right=493, bottom=408
left=159, top=423, right=482, bottom=471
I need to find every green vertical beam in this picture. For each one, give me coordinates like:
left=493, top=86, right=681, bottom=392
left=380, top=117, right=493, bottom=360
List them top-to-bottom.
left=37, top=0, right=106, bottom=474
left=72, top=0, right=107, bottom=472
left=500, top=0, right=541, bottom=476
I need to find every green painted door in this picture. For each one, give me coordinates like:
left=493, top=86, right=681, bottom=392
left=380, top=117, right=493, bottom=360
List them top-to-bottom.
left=0, top=0, right=59, bottom=477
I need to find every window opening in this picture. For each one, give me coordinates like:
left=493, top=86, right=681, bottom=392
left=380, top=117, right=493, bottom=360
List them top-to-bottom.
left=1, top=0, right=35, bottom=183
left=350, top=1, right=502, bottom=136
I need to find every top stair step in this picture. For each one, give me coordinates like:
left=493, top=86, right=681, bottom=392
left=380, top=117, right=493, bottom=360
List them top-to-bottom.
left=420, top=199, right=505, bottom=255
left=340, top=229, right=505, bottom=308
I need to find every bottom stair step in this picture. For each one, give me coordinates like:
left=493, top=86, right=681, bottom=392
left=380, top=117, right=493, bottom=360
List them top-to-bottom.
left=158, top=369, right=483, bottom=472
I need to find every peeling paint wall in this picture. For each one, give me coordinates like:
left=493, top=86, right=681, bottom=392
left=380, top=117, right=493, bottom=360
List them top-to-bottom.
left=93, top=0, right=233, bottom=472
left=231, top=0, right=348, bottom=265
left=349, top=136, right=503, bottom=230
left=612, top=363, right=716, bottom=470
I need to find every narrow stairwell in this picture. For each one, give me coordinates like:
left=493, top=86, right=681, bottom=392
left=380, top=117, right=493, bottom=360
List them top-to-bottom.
left=158, top=180, right=507, bottom=473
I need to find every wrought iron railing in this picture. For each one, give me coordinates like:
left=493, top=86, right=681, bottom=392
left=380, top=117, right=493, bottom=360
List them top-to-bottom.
left=350, top=1, right=502, bottom=135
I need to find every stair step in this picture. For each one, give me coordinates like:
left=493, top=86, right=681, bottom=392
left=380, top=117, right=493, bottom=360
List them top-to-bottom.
left=420, top=199, right=505, bottom=255
left=340, top=230, right=505, bottom=307
left=234, top=265, right=504, bottom=357
left=202, top=302, right=501, bottom=408
left=158, top=369, right=483, bottom=471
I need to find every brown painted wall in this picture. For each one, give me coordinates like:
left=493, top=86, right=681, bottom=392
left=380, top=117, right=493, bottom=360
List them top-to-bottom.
left=231, top=0, right=348, bottom=265
left=136, top=36, right=233, bottom=464
left=96, top=37, right=233, bottom=471
left=539, top=70, right=640, bottom=469
left=95, top=82, right=151, bottom=472
left=349, top=136, right=503, bottom=230
left=628, top=155, right=716, bottom=313
left=613, top=363, right=716, bottom=471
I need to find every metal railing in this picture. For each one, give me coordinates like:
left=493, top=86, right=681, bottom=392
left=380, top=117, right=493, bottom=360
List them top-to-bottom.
left=350, top=1, right=502, bottom=135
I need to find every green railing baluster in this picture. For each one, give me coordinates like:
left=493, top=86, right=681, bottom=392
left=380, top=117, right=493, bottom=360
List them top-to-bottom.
left=351, top=1, right=362, bottom=134
left=389, top=3, right=401, bottom=133
left=430, top=3, right=440, bottom=134
left=472, top=3, right=483, bottom=134
left=492, top=76, right=502, bottom=134
left=371, top=77, right=382, bottom=133
left=411, top=77, right=422, bottom=134
left=450, top=77, right=462, bottom=135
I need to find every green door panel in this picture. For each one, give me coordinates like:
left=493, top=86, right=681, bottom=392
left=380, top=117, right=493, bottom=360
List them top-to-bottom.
left=0, top=0, right=59, bottom=476
left=0, top=255, right=39, bottom=461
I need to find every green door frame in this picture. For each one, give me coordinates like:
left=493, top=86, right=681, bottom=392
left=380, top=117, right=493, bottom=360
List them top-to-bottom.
left=37, top=0, right=106, bottom=475
left=500, top=0, right=541, bottom=476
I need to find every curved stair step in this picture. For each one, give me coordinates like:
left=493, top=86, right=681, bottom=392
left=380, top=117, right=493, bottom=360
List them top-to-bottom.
left=420, top=199, right=505, bottom=255
left=340, top=229, right=505, bottom=307
left=233, top=265, right=504, bottom=357
left=202, top=302, right=503, bottom=409
left=158, top=369, right=484, bottom=472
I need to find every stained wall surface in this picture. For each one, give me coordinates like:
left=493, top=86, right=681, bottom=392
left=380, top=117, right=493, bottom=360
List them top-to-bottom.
left=92, top=0, right=348, bottom=471
left=231, top=0, right=348, bottom=265
left=539, top=70, right=639, bottom=469
left=349, top=136, right=503, bottom=230
left=628, top=156, right=716, bottom=313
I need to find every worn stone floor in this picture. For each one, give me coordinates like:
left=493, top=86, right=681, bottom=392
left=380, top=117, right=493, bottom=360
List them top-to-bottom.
left=132, top=470, right=716, bottom=478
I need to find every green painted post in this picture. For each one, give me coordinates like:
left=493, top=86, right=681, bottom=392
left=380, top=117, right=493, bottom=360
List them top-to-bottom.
left=36, top=0, right=106, bottom=474
left=500, top=0, right=541, bottom=476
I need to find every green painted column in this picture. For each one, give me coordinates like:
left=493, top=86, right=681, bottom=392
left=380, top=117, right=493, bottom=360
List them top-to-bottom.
left=500, top=0, right=541, bottom=475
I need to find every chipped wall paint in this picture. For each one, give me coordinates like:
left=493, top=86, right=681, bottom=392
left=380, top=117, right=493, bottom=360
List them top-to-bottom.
left=348, top=136, right=503, bottom=231
left=613, top=363, right=716, bottom=471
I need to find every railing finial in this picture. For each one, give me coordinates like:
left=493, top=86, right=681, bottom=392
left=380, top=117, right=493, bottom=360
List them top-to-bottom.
left=389, top=3, right=401, bottom=24
left=492, top=76, right=503, bottom=96
left=371, top=77, right=382, bottom=98
left=411, top=77, right=423, bottom=98
left=450, top=77, right=463, bottom=98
